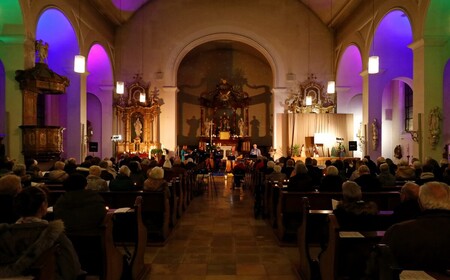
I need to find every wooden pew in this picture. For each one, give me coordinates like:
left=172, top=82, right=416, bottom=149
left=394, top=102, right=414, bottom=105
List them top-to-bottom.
left=172, top=178, right=184, bottom=218
left=167, top=182, right=179, bottom=228
left=48, top=190, right=172, bottom=244
left=277, top=190, right=400, bottom=211
left=101, top=191, right=171, bottom=243
left=276, top=192, right=310, bottom=244
left=112, top=196, right=151, bottom=280
left=293, top=197, right=317, bottom=280
left=68, top=212, right=124, bottom=280
left=319, top=214, right=385, bottom=280
left=371, top=244, right=450, bottom=280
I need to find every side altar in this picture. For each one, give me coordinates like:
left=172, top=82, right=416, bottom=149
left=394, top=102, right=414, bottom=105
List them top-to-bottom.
left=114, top=74, right=162, bottom=155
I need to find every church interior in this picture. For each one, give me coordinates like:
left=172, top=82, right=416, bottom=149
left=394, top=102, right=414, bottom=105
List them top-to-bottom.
left=0, top=0, right=449, bottom=164
left=1, top=0, right=450, bottom=279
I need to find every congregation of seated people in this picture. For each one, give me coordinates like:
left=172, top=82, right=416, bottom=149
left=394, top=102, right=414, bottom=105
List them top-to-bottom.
left=1, top=149, right=450, bottom=278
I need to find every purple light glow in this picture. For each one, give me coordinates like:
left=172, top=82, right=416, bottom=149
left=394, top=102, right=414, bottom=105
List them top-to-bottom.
left=111, top=0, right=149, bottom=12
left=36, top=9, right=79, bottom=70
left=372, top=10, right=413, bottom=75
left=87, top=44, right=113, bottom=94
left=337, top=45, right=362, bottom=88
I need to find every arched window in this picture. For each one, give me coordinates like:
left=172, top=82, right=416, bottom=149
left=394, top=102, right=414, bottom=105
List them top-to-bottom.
left=404, top=84, right=413, bottom=132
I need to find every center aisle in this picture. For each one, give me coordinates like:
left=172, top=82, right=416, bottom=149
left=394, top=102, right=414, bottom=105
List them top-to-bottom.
left=144, top=175, right=299, bottom=280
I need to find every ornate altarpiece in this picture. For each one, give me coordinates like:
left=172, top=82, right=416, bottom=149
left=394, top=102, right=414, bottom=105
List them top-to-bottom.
left=285, top=74, right=336, bottom=114
left=114, top=75, right=161, bottom=155
left=199, top=79, right=251, bottom=151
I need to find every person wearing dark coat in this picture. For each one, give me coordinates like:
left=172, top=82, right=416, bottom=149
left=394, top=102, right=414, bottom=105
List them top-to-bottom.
left=305, top=157, right=322, bottom=187
left=286, top=162, right=315, bottom=192
left=377, top=163, right=396, bottom=187
left=109, top=165, right=136, bottom=191
left=319, top=165, right=343, bottom=192
left=354, top=165, right=382, bottom=192
left=54, top=173, right=107, bottom=235
left=333, top=181, right=379, bottom=231
left=381, top=182, right=450, bottom=272
left=391, top=182, right=421, bottom=223
left=0, top=186, right=82, bottom=279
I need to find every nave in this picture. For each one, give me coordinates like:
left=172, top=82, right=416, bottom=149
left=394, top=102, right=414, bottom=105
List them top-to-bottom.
left=143, top=176, right=299, bottom=279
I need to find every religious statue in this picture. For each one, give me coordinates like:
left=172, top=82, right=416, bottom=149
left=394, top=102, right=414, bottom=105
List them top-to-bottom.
left=35, top=39, right=49, bottom=63
left=429, top=106, right=441, bottom=148
left=220, top=113, right=229, bottom=131
left=134, top=118, right=143, bottom=138
left=203, top=118, right=211, bottom=137
left=238, top=118, right=245, bottom=137
left=372, top=118, right=379, bottom=150
left=300, top=144, right=306, bottom=157
left=313, top=145, right=320, bottom=157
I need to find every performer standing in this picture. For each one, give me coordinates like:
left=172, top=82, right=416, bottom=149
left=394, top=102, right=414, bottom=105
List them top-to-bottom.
left=250, top=144, right=261, bottom=157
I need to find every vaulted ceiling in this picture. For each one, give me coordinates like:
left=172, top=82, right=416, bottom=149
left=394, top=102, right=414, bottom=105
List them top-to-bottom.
left=88, top=0, right=362, bottom=29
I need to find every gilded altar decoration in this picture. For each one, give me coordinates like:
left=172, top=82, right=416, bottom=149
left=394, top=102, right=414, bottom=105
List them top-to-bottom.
left=114, top=74, right=162, bottom=155
left=285, top=74, right=336, bottom=114
left=199, top=79, right=250, bottom=138
left=428, top=106, right=441, bottom=149
left=372, top=118, right=379, bottom=151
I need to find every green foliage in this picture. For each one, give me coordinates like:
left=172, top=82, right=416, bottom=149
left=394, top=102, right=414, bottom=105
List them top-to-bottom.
left=150, top=148, right=163, bottom=155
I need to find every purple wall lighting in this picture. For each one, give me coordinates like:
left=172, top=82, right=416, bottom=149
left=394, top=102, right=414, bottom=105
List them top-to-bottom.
left=112, top=0, right=149, bottom=12
left=36, top=8, right=79, bottom=71
left=373, top=10, right=413, bottom=77
left=87, top=44, right=113, bottom=94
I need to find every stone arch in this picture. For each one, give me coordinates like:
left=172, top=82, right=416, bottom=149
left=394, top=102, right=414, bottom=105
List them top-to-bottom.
left=166, top=32, right=283, bottom=87
left=87, top=43, right=114, bottom=158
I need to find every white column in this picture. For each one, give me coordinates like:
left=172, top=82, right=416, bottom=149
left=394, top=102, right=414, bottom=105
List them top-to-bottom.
left=410, top=37, right=446, bottom=161
left=160, top=86, right=178, bottom=151
left=272, top=87, right=289, bottom=158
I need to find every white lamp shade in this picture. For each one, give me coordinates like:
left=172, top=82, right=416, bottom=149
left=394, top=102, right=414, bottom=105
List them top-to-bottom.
left=74, top=54, right=86, bottom=73
left=368, top=56, right=379, bottom=74
left=116, top=81, right=125, bottom=94
left=327, top=81, right=336, bottom=94
left=139, top=92, right=146, bottom=102
left=305, top=96, right=312, bottom=106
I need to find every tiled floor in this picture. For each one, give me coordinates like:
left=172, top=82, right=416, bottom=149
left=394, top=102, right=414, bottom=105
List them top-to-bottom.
left=144, top=175, right=300, bottom=280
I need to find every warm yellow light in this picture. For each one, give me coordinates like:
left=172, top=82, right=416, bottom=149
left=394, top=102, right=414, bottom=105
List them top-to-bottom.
left=74, top=54, right=85, bottom=73
left=368, top=56, right=379, bottom=74
left=116, top=81, right=124, bottom=94
left=327, top=81, right=336, bottom=94
left=139, top=92, right=146, bottom=102
left=305, top=96, right=312, bottom=106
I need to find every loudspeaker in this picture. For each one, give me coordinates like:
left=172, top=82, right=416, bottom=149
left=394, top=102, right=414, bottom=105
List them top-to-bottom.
left=349, top=141, right=357, bottom=151
left=89, top=142, right=98, bottom=152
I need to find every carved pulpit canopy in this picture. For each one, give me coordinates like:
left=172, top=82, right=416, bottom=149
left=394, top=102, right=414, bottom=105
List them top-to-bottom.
left=15, top=40, right=70, bottom=95
left=285, top=74, right=336, bottom=114
left=199, top=79, right=250, bottom=109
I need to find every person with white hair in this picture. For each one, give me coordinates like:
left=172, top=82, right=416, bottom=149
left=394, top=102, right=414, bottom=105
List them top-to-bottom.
left=48, top=161, right=69, bottom=183
left=286, top=162, right=315, bottom=192
left=86, top=165, right=108, bottom=191
left=109, top=165, right=135, bottom=191
left=319, top=165, right=343, bottom=192
left=143, top=167, right=170, bottom=198
left=333, top=181, right=379, bottom=230
left=381, top=181, right=450, bottom=271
